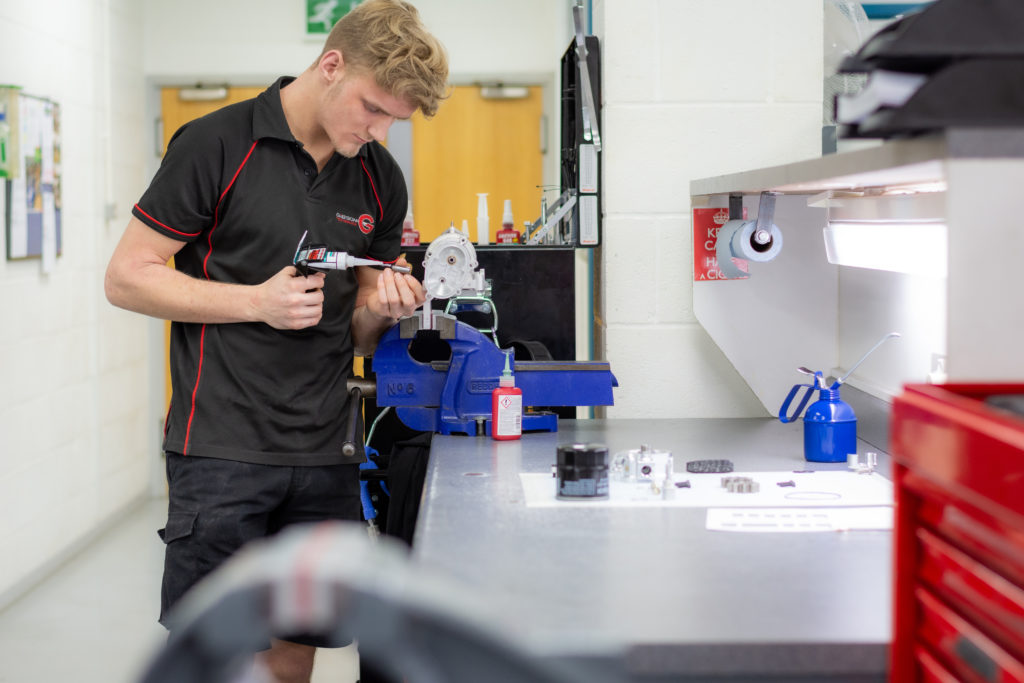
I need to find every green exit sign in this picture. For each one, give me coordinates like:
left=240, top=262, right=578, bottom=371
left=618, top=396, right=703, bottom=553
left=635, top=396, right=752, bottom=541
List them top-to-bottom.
left=306, top=0, right=362, bottom=35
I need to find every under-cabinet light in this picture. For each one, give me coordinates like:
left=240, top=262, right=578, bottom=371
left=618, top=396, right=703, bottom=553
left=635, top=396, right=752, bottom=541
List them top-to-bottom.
left=823, top=221, right=947, bottom=277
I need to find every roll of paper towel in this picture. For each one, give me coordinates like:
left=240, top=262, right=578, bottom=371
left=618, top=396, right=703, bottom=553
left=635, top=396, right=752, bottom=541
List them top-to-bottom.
left=716, top=219, right=783, bottom=278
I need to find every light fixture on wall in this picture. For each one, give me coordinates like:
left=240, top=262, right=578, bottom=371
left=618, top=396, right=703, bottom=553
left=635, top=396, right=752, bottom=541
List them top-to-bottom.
left=178, top=84, right=229, bottom=101
left=479, top=84, right=529, bottom=100
left=823, top=220, right=947, bottom=277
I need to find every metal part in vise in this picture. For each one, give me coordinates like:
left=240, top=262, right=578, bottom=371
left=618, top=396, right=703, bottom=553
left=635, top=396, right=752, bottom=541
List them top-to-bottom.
left=419, top=227, right=489, bottom=331
left=422, top=227, right=484, bottom=300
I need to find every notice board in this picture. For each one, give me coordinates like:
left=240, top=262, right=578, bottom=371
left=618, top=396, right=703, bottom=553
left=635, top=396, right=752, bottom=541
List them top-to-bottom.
left=3, top=88, right=62, bottom=266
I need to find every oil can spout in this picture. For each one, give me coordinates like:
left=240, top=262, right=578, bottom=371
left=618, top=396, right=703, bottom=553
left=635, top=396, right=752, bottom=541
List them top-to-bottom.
left=834, top=332, right=901, bottom=388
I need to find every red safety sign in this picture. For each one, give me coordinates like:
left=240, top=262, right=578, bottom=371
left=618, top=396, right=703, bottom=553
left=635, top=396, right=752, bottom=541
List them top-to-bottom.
left=692, top=207, right=748, bottom=281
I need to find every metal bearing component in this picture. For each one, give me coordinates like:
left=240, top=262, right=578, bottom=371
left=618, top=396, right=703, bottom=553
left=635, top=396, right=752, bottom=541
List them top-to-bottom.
left=721, top=476, right=759, bottom=493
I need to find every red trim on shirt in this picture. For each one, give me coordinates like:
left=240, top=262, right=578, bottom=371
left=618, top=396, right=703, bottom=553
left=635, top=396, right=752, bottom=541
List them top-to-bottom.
left=184, top=140, right=259, bottom=454
left=203, top=141, right=259, bottom=278
left=359, top=158, right=383, bottom=220
left=133, top=204, right=202, bottom=237
left=183, top=323, right=206, bottom=454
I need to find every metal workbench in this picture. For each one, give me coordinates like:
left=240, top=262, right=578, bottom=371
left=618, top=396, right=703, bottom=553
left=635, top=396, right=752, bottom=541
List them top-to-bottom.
left=410, top=418, right=892, bottom=682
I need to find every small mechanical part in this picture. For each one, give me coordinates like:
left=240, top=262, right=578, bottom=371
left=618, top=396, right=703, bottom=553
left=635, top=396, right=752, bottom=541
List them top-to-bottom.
left=422, top=227, right=482, bottom=300
left=555, top=443, right=610, bottom=500
left=611, top=444, right=670, bottom=483
left=634, top=444, right=655, bottom=482
left=610, top=450, right=632, bottom=481
left=847, top=451, right=878, bottom=475
left=661, top=454, right=676, bottom=500
left=686, top=459, right=734, bottom=474
left=722, top=476, right=759, bottom=493
left=675, top=480, right=691, bottom=489
left=777, top=480, right=797, bottom=487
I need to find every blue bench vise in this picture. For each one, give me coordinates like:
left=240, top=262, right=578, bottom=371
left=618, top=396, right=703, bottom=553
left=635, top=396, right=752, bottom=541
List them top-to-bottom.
left=371, top=313, right=617, bottom=435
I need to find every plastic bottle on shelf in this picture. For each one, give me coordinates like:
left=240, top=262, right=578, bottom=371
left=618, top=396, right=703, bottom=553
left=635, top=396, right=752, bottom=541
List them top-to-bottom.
left=476, top=193, right=490, bottom=246
left=496, top=199, right=520, bottom=244
left=400, top=201, right=419, bottom=246
left=491, top=351, right=522, bottom=440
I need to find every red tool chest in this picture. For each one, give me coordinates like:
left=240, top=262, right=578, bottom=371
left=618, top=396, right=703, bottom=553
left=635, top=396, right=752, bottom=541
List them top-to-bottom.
left=890, top=384, right=1024, bottom=682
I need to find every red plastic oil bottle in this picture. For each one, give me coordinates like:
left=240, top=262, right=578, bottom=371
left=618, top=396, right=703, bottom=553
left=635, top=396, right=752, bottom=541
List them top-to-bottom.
left=495, top=199, right=520, bottom=244
left=400, top=202, right=419, bottom=246
left=491, top=351, right=522, bottom=440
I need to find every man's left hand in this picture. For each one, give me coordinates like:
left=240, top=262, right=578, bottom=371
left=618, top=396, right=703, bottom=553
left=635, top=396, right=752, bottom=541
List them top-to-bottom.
left=369, top=259, right=425, bottom=321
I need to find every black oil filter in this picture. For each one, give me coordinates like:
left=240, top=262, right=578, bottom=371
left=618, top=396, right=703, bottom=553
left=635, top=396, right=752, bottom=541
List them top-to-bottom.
left=556, top=443, right=609, bottom=500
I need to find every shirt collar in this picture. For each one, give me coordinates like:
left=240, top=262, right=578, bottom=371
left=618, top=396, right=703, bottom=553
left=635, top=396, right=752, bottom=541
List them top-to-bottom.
left=252, top=76, right=368, bottom=158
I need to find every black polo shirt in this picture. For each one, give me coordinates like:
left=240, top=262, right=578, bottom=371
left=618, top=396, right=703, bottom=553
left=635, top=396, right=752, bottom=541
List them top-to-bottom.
left=133, top=77, right=406, bottom=466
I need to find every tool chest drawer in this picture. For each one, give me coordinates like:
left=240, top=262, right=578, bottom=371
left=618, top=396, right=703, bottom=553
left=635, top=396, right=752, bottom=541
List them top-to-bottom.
left=891, top=384, right=1024, bottom=683
left=916, top=527, right=1024, bottom=659
left=916, top=588, right=1024, bottom=683
left=915, top=645, right=960, bottom=683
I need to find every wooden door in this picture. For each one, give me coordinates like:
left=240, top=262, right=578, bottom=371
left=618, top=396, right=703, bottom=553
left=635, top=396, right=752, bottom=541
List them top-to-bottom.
left=411, top=85, right=544, bottom=242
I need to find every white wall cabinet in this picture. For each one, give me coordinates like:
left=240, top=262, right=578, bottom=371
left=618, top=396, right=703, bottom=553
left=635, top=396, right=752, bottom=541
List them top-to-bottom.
left=690, top=129, right=1024, bottom=413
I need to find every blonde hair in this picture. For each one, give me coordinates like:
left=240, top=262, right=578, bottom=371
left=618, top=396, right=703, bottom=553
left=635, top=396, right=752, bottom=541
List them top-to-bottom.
left=316, top=0, right=449, bottom=117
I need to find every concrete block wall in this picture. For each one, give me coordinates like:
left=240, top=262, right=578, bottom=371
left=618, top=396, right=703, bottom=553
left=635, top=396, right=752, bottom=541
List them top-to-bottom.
left=0, top=0, right=149, bottom=607
left=0, top=0, right=830, bottom=605
left=594, top=0, right=824, bottom=417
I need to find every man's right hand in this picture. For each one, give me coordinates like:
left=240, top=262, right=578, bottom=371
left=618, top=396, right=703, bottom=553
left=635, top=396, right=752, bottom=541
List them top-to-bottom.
left=255, top=266, right=326, bottom=330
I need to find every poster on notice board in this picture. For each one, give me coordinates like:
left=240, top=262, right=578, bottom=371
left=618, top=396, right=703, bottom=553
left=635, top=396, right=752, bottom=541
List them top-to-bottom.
left=3, top=88, right=62, bottom=267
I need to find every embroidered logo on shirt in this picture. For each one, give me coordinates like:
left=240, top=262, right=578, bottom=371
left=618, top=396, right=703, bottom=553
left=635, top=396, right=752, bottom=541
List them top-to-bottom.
left=336, top=211, right=375, bottom=234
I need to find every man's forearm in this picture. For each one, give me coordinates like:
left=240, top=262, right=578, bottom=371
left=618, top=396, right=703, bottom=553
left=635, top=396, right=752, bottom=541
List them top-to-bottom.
left=105, top=259, right=261, bottom=324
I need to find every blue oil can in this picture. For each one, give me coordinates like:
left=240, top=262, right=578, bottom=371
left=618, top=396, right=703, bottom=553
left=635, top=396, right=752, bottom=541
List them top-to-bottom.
left=778, top=332, right=900, bottom=463
left=779, top=372, right=857, bottom=463
left=801, top=385, right=857, bottom=462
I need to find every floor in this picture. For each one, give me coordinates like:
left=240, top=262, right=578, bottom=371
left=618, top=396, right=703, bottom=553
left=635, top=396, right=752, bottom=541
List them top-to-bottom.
left=0, top=496, right=360, bottom=683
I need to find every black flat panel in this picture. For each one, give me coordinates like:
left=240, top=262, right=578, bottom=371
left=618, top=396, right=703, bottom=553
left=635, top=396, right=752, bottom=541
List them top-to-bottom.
left=402, top=245, right=577, bottom=362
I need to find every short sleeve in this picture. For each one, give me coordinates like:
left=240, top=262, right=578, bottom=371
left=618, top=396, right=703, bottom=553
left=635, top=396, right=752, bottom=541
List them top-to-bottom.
left=132, top=120, right=226, bottom=243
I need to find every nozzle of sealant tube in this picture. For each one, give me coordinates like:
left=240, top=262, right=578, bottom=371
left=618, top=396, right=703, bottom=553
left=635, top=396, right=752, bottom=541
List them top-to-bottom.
left=476, top=193, right=490, bottom=246
left=461, top=219, right=470, bottom=238
left=491, top=351, right=522, bottom=440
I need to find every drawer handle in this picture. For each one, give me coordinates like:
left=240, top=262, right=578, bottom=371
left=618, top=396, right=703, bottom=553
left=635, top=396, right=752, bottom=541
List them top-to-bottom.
left=954, top=634, right=999, bottom=682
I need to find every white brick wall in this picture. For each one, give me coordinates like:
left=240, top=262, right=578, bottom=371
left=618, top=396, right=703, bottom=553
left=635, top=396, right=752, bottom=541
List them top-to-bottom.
left=0, top=0, right=149, bottom=605
left=0, top=0, right=829, bottom=603
left=594, top=0, right=823, bottom=417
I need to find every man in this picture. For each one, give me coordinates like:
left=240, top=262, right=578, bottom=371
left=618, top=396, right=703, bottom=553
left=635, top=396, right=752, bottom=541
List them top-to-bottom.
left=104, top=2, right=448, bottom=681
